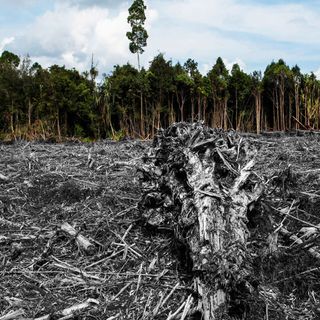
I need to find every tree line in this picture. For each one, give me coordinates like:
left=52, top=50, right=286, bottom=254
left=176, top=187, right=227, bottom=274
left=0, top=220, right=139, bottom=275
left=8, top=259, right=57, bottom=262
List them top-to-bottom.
left=0, top=49, right=319, bottom=140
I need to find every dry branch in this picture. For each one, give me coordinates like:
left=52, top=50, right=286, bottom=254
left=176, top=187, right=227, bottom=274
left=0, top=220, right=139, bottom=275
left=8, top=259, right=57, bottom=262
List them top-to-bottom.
left=0, top=172, right=9, bottom=181
left=60, top=222, right=95, bottom=254
left=280, top=227, right=320, bottom=260
left=34, top=298, right=99, bottom=320
left=0, top=309, right=24, bottom=320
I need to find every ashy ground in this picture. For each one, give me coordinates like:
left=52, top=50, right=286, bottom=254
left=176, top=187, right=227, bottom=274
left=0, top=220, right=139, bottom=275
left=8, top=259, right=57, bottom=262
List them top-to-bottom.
left=1, top=132, right=320, bottom=319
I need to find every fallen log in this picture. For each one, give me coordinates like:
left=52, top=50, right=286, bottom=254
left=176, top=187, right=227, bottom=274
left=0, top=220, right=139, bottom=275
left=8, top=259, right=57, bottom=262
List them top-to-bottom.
left=140, top=123, right=264, bottom=319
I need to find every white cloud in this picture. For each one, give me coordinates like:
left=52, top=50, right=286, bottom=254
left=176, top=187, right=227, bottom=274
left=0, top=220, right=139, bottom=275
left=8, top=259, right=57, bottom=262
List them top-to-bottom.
left=2, top=0, right=320, bottom=75
left=58, top=0, right=128, bottom=8
left=142, top=0, right=320, bottom=74
left=164, top=0, right=320, bottom=45
left=10, top=2, right=157, bottom=72
left=17, top=4, right=130, bottom=70
left=0, top=37, right=15, bottom=53
left=199, top=58, right=246, bottom=75
left=223, top=58, right=247, bottom=73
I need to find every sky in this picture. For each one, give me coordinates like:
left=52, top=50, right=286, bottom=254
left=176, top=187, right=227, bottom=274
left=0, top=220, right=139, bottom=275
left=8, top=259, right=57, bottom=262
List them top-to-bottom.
left=1, top=0, right=320, bottom=77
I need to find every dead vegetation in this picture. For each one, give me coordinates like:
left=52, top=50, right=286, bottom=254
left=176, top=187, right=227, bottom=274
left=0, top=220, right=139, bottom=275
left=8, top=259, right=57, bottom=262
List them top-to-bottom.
left=1, top=124, right=320, bottom=319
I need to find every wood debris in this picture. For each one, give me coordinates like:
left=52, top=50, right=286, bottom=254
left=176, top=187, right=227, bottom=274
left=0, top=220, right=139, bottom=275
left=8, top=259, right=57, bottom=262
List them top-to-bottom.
left=140, top=122, right=320, bottom=319
left=1, top=127, right=320, bottom=319
left=60, top=222, right=95, bottom=254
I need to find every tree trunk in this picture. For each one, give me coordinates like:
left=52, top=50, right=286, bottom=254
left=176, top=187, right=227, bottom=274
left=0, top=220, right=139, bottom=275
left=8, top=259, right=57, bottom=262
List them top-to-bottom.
left=279, top=78, right=285, bottom=131
left=295, top=84, right=300, bottom=130
left=235, top=88, right=238, bottom=130
left=140, top=90, right=144, bottom=137
left=255, top=92, right=262, bottom=134
left=198, top=94, right=202, bottom=121
left=288, top=95, right=292, bottom=131
left=191, top=97, right=195, bottom=122
left=202, top=97, right=207, bottom=123
left=223, top=97, right=228, bottom=130
left=28, top=98, right=32, bottom=127
left=10, top=100, right=15, bottom=135
left=57, top=108, right=61, bottom=142
left=141, top=123, right=263, bottom=320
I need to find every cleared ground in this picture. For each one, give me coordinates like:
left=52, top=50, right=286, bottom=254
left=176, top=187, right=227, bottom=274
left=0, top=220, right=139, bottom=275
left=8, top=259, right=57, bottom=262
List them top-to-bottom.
left=1, top=133, right=320, bottom=319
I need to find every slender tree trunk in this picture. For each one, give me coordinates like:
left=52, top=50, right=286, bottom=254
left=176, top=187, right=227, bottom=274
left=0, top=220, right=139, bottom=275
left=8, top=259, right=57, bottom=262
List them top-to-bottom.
left=279, top=78, right=285, bottom=131
left=295, top=84, right=300, bottom=130
left=235, top=88, right=238, bottom=130
left=140, top=90, right=144, bottom=137
left=176, top=91, right=185, bottom=122
left=272, top=91, right=276, bottom=131
left=255, top=92, right=262, bottom=134
left=198, top=94, right=202, bottom=121
left=169, top=95, right=175, bottom=125
left=212, top=95, right=217, bottom=128
left=288, top=95, right=292, bottom=131
left=191, top=97, right=195, bottom=122
left=203, top=97, right=207, bottom=123
left=28, top=98, right=32, bottom=127
left=223, top=98, right=228, bottom=130
left=10, top=100, right=14, bottom=135
left=152, top=103, right=156, bottom=138
left=57, top=108, right=61, bottom=141
left=64, top=110, right=68, bottom=136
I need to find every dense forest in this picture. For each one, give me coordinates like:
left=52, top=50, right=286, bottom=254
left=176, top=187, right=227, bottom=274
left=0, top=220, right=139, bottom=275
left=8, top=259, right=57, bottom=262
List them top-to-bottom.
left=0, top=49, right=319, bottom=140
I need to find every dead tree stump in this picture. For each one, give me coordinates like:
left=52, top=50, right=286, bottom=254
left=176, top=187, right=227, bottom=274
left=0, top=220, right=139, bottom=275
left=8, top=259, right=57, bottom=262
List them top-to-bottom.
left=140, top=123, right=263, bottom=319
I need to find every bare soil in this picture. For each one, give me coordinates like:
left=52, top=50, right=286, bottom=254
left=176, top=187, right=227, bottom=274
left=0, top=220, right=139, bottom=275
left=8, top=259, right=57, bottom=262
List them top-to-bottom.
left=1, top=133, right=320, bottom=319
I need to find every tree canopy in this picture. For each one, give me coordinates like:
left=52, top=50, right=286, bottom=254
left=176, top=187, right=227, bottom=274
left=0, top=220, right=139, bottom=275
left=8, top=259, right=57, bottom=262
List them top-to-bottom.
left=126, top=0, right=148, bottom=70
left=1, top=49, right=320, bottom=141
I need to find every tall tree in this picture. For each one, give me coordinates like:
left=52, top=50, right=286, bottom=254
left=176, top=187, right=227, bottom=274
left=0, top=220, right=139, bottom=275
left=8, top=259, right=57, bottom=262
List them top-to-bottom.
left=126, top=0, right=148, bottom=70
left=126, top=0, right=148, bottom=136
left=0, top=51, right=21, bottom=136
left=148, top=54, right=174, bottom=133
left=207, top=57, right=229, bottom=129
left=184, top=58, right=200, bottom=122
left=264, top=59, right=291, bottom=131
left=174, top=63, right=192, bottom=122
left=229, top=64, right=251, bottom=130
left=292, top=65, right=302, bottom=129
left=251, top=71, right=263, bottom=134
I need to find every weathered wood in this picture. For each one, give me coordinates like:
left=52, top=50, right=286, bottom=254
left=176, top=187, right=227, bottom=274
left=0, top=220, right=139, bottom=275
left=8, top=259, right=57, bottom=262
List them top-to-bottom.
left=141, top=123, right=264, bottom=319
left=0, top=173, right=9, bottom=181
left=60, top=222, right=95, bottom=254
left=280, top=227, right=320, bottom=260
left=34, top=298, right=99, bottom=320
left=0, top=309, right=24, bottom=320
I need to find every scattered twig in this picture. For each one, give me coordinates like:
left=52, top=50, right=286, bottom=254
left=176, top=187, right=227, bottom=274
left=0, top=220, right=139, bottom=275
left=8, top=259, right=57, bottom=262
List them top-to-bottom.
left=0, top=172, right=9, bottom=181
left=60, top=222, right=95, bottom=254
left=34, top=298, right=99, bottom=320
left=0, top=309, right=24, bottom=320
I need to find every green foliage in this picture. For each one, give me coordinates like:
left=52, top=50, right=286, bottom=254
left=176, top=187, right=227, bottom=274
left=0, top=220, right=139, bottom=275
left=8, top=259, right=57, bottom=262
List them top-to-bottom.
left=126, top=0, right=148, bottom=70
left=1, top=49, right=320, bottom=140
left=0, top=50, right=20, bottom=67
left=207, top=57, right=229, bottom=98
left=74, top=124, right=85, bottom=137
left=112, top=129, right=127, bottom=141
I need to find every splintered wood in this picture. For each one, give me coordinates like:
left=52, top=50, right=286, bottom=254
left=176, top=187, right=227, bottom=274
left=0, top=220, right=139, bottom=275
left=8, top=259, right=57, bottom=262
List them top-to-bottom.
left=140, top=123, right=263, bottom=319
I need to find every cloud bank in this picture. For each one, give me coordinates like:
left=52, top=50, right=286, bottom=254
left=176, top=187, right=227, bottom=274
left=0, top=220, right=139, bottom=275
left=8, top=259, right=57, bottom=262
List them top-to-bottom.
left=1, top=0, right=320, bottom=75
left=0, top=37, right=15, bottom=53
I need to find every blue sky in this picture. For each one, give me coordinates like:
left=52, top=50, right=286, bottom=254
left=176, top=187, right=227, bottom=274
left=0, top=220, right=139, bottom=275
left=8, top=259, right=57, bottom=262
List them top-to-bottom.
left=1, top=0, right=320, bottom=76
